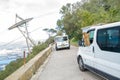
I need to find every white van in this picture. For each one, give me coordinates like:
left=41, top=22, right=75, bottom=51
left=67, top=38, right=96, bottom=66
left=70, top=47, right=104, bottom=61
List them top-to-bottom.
left=77, top=22, right=120, bottom=80
left=54, top=35, right=70, bottom=50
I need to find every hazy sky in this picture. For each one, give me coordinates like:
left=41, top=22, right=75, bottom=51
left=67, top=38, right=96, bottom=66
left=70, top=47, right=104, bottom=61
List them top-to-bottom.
left=0, top=0, right=80, bottom=43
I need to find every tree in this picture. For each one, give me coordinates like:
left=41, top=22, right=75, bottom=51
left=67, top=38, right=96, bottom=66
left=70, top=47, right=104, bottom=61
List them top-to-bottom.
left=57, top=0, right=120, bottom=40
left=43, top=28, right=57, bottom=38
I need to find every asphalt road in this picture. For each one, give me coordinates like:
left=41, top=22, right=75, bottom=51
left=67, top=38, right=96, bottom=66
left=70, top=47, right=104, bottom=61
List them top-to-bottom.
left=31, top=46, right=105, bottom=80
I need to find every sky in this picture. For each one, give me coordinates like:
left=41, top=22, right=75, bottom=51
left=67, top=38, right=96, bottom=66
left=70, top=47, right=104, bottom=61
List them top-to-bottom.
left=0, top=0, right=80, bottom=44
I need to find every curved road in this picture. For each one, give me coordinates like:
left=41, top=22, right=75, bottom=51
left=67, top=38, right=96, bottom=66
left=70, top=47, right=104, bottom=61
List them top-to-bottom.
left=31, top=46, right=105, bottom=80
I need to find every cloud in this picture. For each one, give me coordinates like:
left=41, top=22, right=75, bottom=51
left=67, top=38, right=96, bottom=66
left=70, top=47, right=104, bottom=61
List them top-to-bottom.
left=0, top=0, right=10, bottom=13
left=0, top=0, right=9, bottom=3
left=0, top=0, right=60, bottom=18
left=12, top=0, right=61, bottom=16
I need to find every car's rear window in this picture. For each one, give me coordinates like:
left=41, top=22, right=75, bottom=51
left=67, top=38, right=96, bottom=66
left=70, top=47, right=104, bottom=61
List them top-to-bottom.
left=55, top=36, right=68, bottom=42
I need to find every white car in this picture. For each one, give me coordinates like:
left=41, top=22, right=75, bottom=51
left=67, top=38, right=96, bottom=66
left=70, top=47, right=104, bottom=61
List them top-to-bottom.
left=77, top=22, right=120, bottom=80
left=54, top=35, right=70, bottom=50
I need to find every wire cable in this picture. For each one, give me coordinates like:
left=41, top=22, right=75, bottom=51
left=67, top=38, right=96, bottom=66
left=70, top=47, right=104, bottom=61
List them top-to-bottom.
left=33, top=10, right=58, bottom=19
left=0, top=26, right=44, bottom=47
left=29, top=27, right=43, bottom=33
left=0, top=36, right=23, bottom=47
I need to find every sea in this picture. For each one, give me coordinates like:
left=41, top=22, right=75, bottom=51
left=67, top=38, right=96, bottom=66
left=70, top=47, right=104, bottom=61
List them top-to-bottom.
left=0, top=42, right=28, bottom=71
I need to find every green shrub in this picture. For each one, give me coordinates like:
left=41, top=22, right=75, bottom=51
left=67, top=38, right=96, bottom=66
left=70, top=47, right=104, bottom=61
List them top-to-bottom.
left=45, top=37, right=54, bottom=45
left=70, top=38, right=78, bottom=47
left=32, top=43, right=48, bottom=55
left=0, top=58, right=23, bottom=80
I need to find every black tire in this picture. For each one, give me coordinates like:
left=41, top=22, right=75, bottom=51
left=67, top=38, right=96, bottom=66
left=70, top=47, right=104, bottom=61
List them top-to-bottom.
left=67, top=45, right=70, bottom=49
left=55, top=46, right=58, bottom=51
left=67, top=46, right=70, bottom=49
left=56, top=48, right=58, bottom=51
left=78, top=57, right=86, bottom=71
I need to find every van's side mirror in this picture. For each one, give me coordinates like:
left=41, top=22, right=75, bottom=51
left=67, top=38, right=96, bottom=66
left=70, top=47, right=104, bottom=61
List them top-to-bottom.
left=78, top=39, right=84, bottom=46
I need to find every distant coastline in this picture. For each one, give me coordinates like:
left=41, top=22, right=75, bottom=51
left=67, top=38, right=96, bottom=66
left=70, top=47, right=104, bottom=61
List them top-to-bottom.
left=0, top=42, right=28, bottom=71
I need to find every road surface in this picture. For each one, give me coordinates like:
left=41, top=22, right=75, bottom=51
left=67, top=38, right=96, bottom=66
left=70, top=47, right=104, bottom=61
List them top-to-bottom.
left=31, top=46, right=105, bottom=80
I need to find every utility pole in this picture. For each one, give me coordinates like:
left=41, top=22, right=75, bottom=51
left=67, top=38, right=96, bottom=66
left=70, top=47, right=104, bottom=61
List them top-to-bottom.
left=8, top=14, right=35, bottom=54
left=16, top=14, right=31, bottom=53
left=16, top=14, right=36, bottom=46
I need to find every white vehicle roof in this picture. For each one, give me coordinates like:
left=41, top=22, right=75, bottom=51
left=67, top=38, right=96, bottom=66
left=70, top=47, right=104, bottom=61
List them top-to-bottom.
left=82, top=22, right=120, bottom=32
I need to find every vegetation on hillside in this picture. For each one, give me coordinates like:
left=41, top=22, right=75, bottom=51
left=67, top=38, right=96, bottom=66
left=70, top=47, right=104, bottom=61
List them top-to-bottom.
left=57, top=0, right=120, bottom=40
left=70, top=38, right=79, bottom=47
